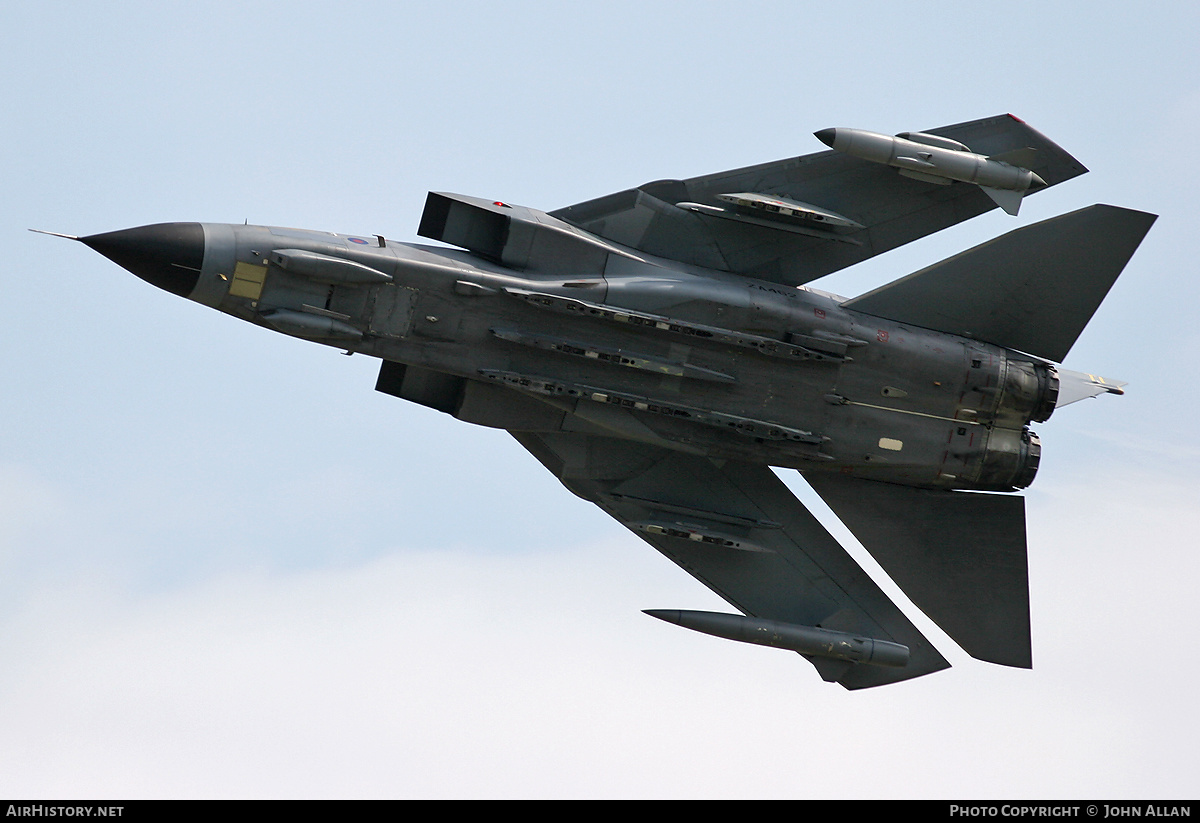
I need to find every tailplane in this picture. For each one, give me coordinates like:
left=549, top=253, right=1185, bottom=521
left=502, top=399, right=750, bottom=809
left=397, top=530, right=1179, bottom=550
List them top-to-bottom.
left=806, top=473, right=1032, bottom=668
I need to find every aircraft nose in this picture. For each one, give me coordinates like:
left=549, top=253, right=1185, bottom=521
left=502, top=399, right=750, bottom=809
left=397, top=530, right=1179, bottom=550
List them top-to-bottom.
left=82, top=222, right=205, bottom=298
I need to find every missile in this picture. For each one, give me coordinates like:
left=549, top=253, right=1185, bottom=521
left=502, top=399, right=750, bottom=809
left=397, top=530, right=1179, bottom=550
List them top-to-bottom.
left=814, top=127, right=1045, bottom=215
left=644, top=609, right=909, bottom=668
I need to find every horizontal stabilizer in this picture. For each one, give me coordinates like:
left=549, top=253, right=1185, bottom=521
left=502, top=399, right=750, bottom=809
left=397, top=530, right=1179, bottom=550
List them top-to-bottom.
left=843, top=205, right=1157, bottom=362
left=805, top=473, right=1032, bottom=668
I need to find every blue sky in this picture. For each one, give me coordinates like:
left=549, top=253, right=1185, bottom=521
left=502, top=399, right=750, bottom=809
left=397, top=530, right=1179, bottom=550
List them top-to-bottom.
left=3, top=1, right=1198, bottom=798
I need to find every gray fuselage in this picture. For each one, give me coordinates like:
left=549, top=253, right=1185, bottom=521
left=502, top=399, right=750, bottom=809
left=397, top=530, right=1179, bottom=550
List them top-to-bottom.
left=174, top=221, right=1052, bottom=493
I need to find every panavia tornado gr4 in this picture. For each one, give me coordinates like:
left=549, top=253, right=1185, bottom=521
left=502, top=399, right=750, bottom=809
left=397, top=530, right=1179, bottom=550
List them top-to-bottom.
left=46, top=114, right=1155, bottom=689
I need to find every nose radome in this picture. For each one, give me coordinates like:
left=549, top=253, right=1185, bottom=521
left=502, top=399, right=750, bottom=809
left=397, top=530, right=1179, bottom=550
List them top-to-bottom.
left=82, top=223, right=205, bottom=298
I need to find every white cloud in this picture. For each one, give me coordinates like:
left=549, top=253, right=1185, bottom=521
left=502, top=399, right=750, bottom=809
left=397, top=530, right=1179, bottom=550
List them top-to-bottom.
left=1, top=458, right=1196, bottom=798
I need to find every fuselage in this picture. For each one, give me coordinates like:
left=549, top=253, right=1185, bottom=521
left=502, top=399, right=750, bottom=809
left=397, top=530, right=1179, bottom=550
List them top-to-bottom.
left=89, top=220, right=1057, bottom=492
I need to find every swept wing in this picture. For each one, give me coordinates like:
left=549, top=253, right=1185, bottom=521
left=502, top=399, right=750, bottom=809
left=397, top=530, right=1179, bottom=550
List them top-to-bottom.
left=551, top=114, right=1086, bottom=287
left=512, top=428, right=950, bottom=689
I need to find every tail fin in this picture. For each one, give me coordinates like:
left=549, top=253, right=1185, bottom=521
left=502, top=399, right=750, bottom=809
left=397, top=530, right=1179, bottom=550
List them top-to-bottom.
left=843, top=205, right=1156, bottom=362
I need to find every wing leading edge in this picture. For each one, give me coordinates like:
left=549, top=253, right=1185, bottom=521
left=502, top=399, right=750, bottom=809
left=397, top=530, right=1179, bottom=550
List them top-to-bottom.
left=512, top=429, right=949, bottom=689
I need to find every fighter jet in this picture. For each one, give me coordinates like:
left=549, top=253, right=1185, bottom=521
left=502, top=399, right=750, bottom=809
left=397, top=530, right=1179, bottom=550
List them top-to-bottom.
left=45, top=114, right=1155, bottom=688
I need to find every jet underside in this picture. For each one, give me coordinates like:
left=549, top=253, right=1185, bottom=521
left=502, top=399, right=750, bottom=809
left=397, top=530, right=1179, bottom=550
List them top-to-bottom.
left=65, top=115, right=1156, bottom=688
left=206, top=223, right=1045, bottom=490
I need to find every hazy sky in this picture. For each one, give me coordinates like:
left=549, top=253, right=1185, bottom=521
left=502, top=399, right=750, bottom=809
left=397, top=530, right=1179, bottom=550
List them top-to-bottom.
left=3, top=1, right=1198, bottom=799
